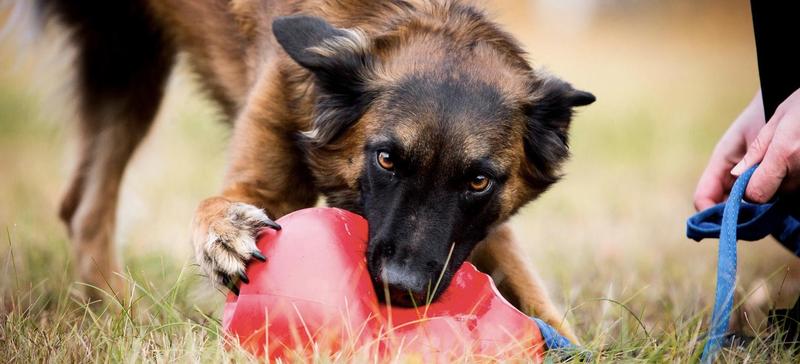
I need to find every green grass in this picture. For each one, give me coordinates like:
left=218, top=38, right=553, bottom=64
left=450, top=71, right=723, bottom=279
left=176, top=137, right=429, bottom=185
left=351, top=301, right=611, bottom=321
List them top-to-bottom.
left=3, top=0, right=800, bottom=362
left=3, top=233, right=800, bottom=362
left=1, top=246, right=234, bottom=362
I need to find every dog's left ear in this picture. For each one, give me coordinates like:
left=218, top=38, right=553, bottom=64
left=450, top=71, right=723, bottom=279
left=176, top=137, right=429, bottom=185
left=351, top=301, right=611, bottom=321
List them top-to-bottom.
left=273, top=15, right=376, bottom=146
left=522, top=77, right=595, bottom=188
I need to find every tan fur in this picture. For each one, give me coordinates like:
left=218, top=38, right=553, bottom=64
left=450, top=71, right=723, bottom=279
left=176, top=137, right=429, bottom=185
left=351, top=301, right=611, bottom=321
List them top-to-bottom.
left=470, top=223, right=580, bottom=343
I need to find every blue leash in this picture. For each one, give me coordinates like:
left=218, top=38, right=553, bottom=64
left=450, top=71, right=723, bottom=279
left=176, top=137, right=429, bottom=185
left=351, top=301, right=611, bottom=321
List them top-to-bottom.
left=532, top=164, right=758, bottom=358
left=534, top=164, right=797, bottom=361
left=686, top=165, right=800, bottom=362
left=697, top=165, right=756, bottom=362
left=532, top=317, right=591, bottom=361
left=532, top=318, right=574, bottom=350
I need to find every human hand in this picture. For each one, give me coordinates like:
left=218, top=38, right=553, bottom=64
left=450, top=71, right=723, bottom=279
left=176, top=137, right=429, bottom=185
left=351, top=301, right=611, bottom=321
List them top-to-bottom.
left=729, top=88, right=800, bottom=203
left=694, top=89, right=800, bottom=211
left=693, top=91, right=765, bottom=211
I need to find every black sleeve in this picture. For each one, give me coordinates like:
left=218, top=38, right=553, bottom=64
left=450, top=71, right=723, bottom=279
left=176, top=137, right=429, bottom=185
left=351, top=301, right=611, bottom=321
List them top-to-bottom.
left=750, top=1, right=800, bottom=120
left=752, top=1, right=800, bottom=337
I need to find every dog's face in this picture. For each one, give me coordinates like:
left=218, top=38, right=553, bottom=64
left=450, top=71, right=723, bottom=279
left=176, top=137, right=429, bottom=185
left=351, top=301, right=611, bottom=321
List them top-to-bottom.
left=274, top=12, right=593, bottom=305
left=358, top=75, right=515, bottom=305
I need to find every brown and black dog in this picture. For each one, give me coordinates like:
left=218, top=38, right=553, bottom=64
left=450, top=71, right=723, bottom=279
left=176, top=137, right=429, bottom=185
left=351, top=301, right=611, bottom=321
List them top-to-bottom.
left=36, top=0, right=593, bottom=341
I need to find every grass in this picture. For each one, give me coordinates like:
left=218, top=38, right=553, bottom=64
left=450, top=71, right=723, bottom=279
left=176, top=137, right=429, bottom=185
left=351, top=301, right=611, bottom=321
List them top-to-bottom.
left=3, top=0, right=800, bottom=362
left=1, top=252, right=231, bottom=362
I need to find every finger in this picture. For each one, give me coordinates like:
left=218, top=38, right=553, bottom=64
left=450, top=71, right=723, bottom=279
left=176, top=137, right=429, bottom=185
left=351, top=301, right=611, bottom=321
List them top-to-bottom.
left=731, top=114, right=781, bottom=176
left=694, top=123, right=752, bottom=211
left=744, top=146, right=788, bottom=203
left=694, top=161, right=736, bottom=211
left=693, top=177, right=724, bottom=211
left=695, top=197, right=720, bottom=212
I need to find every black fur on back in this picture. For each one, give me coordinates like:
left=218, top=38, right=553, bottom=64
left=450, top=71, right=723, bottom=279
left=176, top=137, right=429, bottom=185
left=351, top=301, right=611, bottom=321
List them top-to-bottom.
left=35, top=0, right=175, bottom=121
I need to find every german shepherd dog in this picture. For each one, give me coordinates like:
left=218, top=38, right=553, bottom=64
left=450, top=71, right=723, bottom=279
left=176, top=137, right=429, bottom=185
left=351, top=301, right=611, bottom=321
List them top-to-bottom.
left=36, top=0, right=593, bottom=341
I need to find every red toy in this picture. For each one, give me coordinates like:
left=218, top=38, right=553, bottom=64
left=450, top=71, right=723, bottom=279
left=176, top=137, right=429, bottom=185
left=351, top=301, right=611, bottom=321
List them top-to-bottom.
left=223, top=207, right=545, bottom=360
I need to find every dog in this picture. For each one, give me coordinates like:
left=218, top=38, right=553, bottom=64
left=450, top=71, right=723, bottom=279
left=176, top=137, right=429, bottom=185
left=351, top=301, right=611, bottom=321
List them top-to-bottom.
left=35, top=0, right=594, bottom=341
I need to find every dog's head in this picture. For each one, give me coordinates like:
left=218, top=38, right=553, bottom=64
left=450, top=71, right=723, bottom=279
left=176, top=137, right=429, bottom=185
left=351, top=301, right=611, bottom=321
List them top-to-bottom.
left=273, top=8, right=593, bottom=305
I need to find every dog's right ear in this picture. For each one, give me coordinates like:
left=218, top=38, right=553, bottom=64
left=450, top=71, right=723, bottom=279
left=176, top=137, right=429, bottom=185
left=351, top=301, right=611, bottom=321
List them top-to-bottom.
left=273, top=15, right=377, bottom=146
left=273, top=15, right=371, bottom=71
left=521, top=76, right=595, bottom=190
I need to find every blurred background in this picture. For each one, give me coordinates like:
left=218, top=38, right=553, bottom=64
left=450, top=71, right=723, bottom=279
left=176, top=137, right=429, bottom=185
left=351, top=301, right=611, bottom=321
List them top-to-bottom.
left=1, top=0, right=797, bottom=348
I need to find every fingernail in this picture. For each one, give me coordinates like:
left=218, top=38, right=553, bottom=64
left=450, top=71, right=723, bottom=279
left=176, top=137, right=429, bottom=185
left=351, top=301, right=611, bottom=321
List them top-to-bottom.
left=730, top=160, right=746, bottom=176
left=252, top=251, right=267, bottom=262
left=238, top=271, right=250, bottom=284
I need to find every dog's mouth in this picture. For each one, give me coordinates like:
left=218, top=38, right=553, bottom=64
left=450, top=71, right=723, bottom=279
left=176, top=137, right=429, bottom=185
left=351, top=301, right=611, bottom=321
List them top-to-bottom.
left=365, top=236, right=458, bottom=307
left=369, top=260, right=452, bottom=307
left=374, top=280, right=437, bottom=307
left=375, top=281, right=428, bottom=307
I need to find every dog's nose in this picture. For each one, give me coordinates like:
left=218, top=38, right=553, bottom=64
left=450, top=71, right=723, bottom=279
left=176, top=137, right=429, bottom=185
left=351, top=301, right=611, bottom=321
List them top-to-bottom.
left=379, top=262, right=428, bottom=305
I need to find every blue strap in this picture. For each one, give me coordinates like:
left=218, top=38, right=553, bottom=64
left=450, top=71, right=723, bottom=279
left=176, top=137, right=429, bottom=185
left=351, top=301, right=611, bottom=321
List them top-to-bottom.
left=533, top=163, right=794, bottom=362
left=686, top=165, right=800, bottom=362
left=691, top=165, right=757, bottom=363
left=687, top=188, right=800, bottom=255
left=532, top=317, right=574, bottom=350
left=531, top=318, right=593, bottom=361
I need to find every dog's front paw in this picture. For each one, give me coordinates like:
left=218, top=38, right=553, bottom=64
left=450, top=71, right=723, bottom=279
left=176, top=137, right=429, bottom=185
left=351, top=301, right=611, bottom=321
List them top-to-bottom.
left=192, top=197, right=280, bottom=294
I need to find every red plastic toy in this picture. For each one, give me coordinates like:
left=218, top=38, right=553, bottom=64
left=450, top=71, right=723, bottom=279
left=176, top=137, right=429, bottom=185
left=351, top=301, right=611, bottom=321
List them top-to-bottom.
left=223, top=207, right=545, bottom=360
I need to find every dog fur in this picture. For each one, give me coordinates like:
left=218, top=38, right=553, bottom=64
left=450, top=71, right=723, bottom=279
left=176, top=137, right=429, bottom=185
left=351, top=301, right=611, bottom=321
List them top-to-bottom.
left=36, top=0, right=593, bottom=342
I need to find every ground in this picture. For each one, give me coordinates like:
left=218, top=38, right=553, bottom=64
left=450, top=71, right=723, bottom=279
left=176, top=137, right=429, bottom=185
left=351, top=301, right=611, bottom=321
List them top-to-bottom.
left=2, top=0, right=800, bottom=362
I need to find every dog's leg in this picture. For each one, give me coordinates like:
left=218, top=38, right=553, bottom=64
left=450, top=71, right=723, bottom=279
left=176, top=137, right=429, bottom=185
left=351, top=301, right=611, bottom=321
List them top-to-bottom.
left=58, top=5, right=175, bottom=302
left=192, top=63, right=319, bottom=291
left=63, top=119, right=153, bottom=303
left=469, top=223, right=579, bottom=343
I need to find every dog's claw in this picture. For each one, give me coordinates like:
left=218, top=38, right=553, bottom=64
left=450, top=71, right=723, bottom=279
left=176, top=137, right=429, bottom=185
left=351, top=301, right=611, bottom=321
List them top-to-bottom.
left=196, top=202, right=278, bottom=294
left=263, top=220, right=281, bottom=230
left=252, top=251, right=267, bottom=262
left=238, top=271, right=250, bottom=284
left=223, top=276, right=240, bottom=296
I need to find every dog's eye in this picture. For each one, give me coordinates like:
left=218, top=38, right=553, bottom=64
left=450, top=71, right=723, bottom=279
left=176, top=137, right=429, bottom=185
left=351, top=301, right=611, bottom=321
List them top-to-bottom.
left=377, top=151, right=394, bottom=170
left=468, top=175, right=491, bottom=192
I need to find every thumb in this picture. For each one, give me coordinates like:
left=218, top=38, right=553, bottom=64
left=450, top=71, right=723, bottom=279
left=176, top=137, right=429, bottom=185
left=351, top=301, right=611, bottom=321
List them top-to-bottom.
left=731, top=117, right=778, bottom=176
left=744, top=146, right=787, bottom=203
